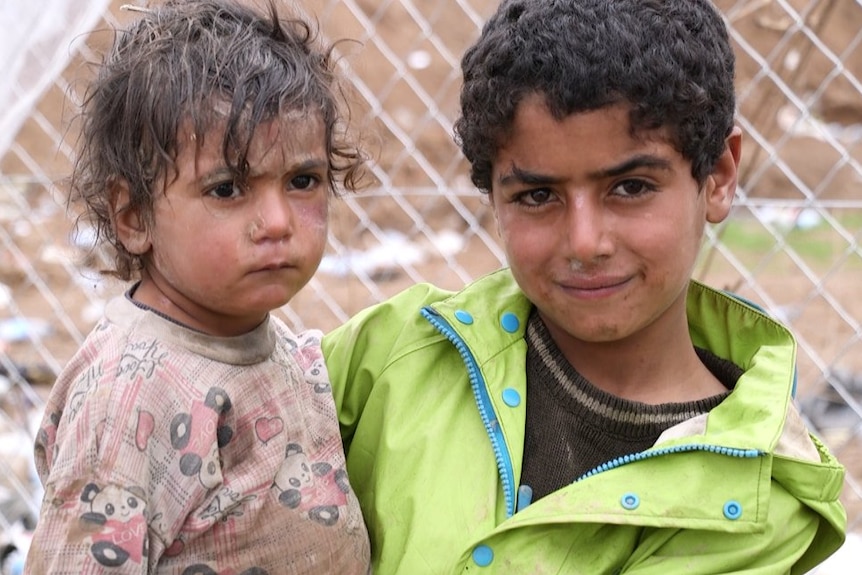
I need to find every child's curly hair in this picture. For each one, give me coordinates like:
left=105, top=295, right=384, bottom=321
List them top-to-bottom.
left=71, top=0, right=364, bottom=280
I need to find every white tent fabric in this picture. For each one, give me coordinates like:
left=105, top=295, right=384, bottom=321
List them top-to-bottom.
left=0, top=0, right=111, bottom=159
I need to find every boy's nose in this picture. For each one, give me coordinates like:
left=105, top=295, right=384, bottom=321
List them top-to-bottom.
left=566, top=197, right=612, bottom=263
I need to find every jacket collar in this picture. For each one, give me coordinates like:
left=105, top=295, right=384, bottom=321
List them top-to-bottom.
left=430, top=268, right=801, bottom=454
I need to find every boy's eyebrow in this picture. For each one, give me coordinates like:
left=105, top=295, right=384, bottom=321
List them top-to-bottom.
left=496, top=154, right=674, bottom=187
left=593, top=154, right=673, bottom=179
left=497, top=165, right=562, bottom=187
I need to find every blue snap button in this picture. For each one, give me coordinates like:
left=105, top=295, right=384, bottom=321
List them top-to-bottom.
left=454, top=310, right=474, bottom=325
left=500, top=312, right=520, bottom=333
left=502, top=388, right=521, bottom=407
left=620, top=492, right=640, bottom=510
left=723, top=500, right=742, bottom=520
left=472, top=544, right=494, bottom=567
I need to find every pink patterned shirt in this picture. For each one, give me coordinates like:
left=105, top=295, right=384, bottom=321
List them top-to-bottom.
left=26, top=295, right=370, bottom=574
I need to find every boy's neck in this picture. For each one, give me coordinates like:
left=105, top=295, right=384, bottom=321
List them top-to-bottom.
left=542, top=311, right=727, bottom=405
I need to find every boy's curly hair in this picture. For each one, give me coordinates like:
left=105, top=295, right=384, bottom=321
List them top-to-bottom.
left=71, top=0, right=364, bottom=280
left=455, top=0, right=736, bottom=193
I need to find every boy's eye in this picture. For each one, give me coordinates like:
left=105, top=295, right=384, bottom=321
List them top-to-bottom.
left=613, top=179, right=654, bottom=198
left=208, top=181, right=242, bottom=199
left=515, top=188, right=554, bottom=206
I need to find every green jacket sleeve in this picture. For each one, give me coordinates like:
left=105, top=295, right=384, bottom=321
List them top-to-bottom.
left=322, top=282, right=448, bottom=450
left=621, top=480, right=831, bottom=575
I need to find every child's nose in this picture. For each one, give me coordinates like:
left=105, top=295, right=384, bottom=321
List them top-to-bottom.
left=250, top=187, right=293, bottom=241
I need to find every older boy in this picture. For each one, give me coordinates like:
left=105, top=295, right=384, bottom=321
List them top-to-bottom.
left=324, top=0, right=846, bottom=573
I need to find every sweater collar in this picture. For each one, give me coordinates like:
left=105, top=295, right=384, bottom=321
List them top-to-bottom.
left=105, top=293, right=276, bottom=365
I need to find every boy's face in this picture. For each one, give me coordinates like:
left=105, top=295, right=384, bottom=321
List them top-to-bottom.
left=490, top=97, right=738, bottom=358
left=128, top=112, right=329, bottom=336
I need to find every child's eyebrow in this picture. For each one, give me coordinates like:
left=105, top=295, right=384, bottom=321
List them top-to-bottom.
left=497, top=154, right=673, bottom=187
left=247, top=158, right=329, bottom=178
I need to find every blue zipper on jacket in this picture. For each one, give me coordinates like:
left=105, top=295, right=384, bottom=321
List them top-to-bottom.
left=421, top=307, right=517, bottom=517
left=577, top=444, right=763, bottom=482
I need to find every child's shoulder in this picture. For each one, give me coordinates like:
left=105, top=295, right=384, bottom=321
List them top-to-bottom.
left=53, top=295, right=205, bottom=403
left=269, top=315, right=324, bottom=351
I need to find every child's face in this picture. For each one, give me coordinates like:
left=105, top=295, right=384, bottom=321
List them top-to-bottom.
left=490, top=97, right=737, bottom=356
left=138, top=112, right=329, bottom=336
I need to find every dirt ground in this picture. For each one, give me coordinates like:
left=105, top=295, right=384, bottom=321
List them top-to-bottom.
left=3, top=0, right=862, bottom=529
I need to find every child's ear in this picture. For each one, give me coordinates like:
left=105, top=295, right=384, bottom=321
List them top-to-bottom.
left=705, top=126, right=742, bottom=224
left=110, top=179, right=152, bottom=255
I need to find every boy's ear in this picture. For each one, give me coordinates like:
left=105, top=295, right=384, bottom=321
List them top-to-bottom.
left=705, top=126, right=742, bottom=224
left=110, top=179, right=152, bottom=255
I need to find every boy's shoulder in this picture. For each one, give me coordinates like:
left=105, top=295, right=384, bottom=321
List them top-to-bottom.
left=333, top=268, right=523, bottom=329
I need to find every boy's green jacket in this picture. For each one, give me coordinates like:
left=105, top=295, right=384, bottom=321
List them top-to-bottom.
left=323, top=269, right=846, bottom=574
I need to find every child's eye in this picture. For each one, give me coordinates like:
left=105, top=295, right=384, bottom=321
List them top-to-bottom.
left=290, top=174, right=320, bottom=191
left=612, top=179, right=656, bottom=198
left=208, top=181, right=242, bottom=199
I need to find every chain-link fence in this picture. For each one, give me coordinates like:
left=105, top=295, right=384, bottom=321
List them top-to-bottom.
left=2, top=0, right=862, bottom=569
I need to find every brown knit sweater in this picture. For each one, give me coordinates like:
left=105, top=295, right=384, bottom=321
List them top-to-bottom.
left=520, top=309, right=744, bottom=502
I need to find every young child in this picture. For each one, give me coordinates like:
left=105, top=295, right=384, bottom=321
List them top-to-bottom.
left=323, top=0, right=847, bottom=573
left=25, top=1, right=370, bottom=573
